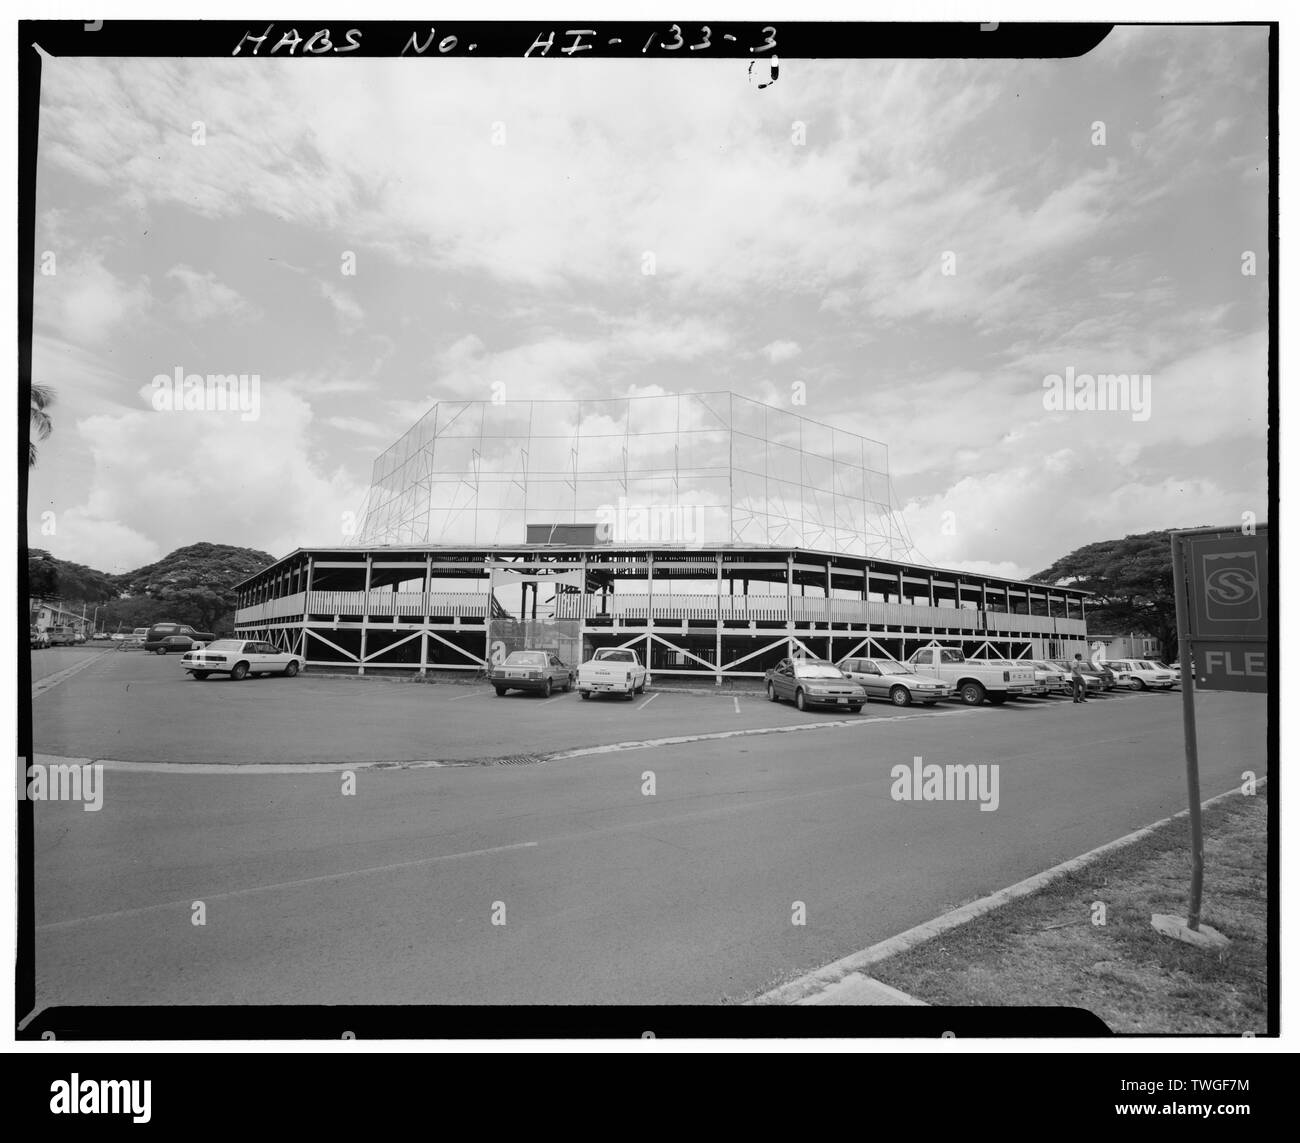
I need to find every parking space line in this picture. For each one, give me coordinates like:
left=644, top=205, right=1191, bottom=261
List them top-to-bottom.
left=31, top=652, right=110, bottom=697
left=448, top=689, right=491, bottom=701
left=538, top=693, right=570, bottom=706
left=637, top=693, right=660, bottom=711
left=733, top=696, right=741, bottom=714
left=550, top=706, right=977, bottom=760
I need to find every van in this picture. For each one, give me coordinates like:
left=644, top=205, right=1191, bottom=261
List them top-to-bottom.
left=144, top=622, right=217, bottom=654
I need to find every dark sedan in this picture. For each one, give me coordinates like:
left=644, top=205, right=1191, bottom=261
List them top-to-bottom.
left=490, top=650, right=575, bottom=697
left=765, top=658, right=866, bottom=713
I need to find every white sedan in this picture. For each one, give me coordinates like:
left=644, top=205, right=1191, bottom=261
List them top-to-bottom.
left=180, top=639, right=302, bottom=681
left=1107, top=659, right=1177, bottom=690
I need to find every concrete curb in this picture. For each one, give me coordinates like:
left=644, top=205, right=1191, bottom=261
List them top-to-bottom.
left=749, top=778, right=1265, bottom=1006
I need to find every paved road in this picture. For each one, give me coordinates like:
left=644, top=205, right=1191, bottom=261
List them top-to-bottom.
left=31, top=679, right=1263, bottom=1010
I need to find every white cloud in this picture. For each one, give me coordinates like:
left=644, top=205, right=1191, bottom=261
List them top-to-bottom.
left=36, top=250, right=149, bottom=346
left=165, top=264, right=256, bottom=323
left=760, top=340, right=801, bottom=365
left=39, top=381, right=368, bottom=570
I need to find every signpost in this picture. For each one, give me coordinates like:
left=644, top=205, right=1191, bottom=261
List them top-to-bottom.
left=1154, top=524, right=1268, bottom=949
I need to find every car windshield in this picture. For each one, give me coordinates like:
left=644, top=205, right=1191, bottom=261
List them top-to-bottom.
left=201, top=640, right=245, bottom=652
left=504, top=652, right=548, bottom=665
left=794, top=662, right=843, bottom=679
left=875, top=662, right=913, bottom=675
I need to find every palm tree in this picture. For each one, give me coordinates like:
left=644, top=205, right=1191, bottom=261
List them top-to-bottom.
left=29, top=383, right=54, bottom=467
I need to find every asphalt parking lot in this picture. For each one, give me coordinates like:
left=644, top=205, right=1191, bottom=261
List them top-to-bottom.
left=29, top=648, right=1261, bottom=1009
left=30, top=648, right=1172, bottom=766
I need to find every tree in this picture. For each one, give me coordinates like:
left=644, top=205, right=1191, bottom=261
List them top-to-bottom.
left=29, top=383, right=54, bottom=467
left=1031, top=529, right=1204, bottom=661
left=28, top=548, right=119, bottom=603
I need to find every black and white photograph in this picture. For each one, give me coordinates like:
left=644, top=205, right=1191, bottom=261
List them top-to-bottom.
left=12, top=7, right=1282, bottom=1083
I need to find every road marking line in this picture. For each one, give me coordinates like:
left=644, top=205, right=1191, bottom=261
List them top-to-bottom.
left=31, top=652, right=110, bottom=697
left=448, top=689, right=490, bottom=701
left=537, top=693, right=569, bottom=705
left=638, top=693, right=660, bottom=711
left=550, top=707, right=976, bottom=759
left=750, top=780, right=1265, bottom=1006
left=36, top=841, right=540, bottom=932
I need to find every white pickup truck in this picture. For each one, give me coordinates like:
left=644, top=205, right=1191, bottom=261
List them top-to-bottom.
left=577, top=647, right=649, bottom=700
left=906, top=647, right=1037, bottom=706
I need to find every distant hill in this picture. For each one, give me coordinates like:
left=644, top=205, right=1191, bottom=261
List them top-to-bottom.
left=28, top=542, right=276, bottom=636
left=113, top=542, right=276, bottom=598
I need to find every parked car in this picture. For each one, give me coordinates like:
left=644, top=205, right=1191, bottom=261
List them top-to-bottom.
left=145, top=622, right=216, bottom=654
left=30, top=626, right=50, bottom=649
left=46, top=626, right=77, bottom=646
left=118, top=627, right=150, bottom=651
left=180, top=639, right=301, bottom=680
left=577, top=647, right=648, bottom=700
left=906, top=647, right=1037, bottom=706
left=489, top=650, right=574, bottom=697
left=835, top=656, right=952, bottom=706
left=962, top=656, right=1051, bottom=697
left=765, top=658, right=866, bottom=712
left=1107, top=659, right=1177, bottom=691
left=1027, top=660, right=1071, bottom=695
left=1051, top=660, right=1109, bottom=692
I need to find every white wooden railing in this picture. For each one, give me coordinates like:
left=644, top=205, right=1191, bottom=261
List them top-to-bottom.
left=236, top=590, right=1086, bottom=634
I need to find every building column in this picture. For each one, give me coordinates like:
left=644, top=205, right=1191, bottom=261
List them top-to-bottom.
left=645, top=551, right=654, bottom=671
left=787, top=552, right=795, bottom=658
left=359, top=553, right=372, bottom=675
left=715, top=553, right=723, bottom=686
left=302, top=555, right=314, bottom=660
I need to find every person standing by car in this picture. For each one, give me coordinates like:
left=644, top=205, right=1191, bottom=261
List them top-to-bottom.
left=1070, top=653, right=1089, bottom=703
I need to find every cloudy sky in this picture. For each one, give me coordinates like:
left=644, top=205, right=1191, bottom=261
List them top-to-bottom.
left=27, top=24, right=1269, bottom=577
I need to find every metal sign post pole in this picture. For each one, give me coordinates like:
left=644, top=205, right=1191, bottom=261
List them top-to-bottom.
left=1170, top=531, right=1204, bottom=931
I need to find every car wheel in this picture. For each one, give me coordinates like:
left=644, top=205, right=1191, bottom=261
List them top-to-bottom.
left=154, top=647, right=167, bottom=655
left=230, top=661, right=249, bottom=681
left=284, top=661, right=299, bottom=677
left=190, top=671, right=210, bottom=680
left=542, top=678, right=552, bottom=698
left=1129, top=678, right=1144, bottom=690
left=959, top=681, right=986, bottom=705
left=635, top=682, right=645, bottom=695
left=767, top=682, right=778, bottom=703
left=889, top=686, right=911, bottom=707
left=495, top=687, right=507, bottom=696
left=795, top=688, right=807, bottom=711
left=580, top=691, right=591, bottom=700
left=848, top=704, right=863, bottom=714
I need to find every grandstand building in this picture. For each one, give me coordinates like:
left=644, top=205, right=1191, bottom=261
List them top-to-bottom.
left=234, top=392, right=1089, bottom=679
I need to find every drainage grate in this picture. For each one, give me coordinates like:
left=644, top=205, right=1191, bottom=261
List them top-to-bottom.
left=496, top=754, right=544, bottom=766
